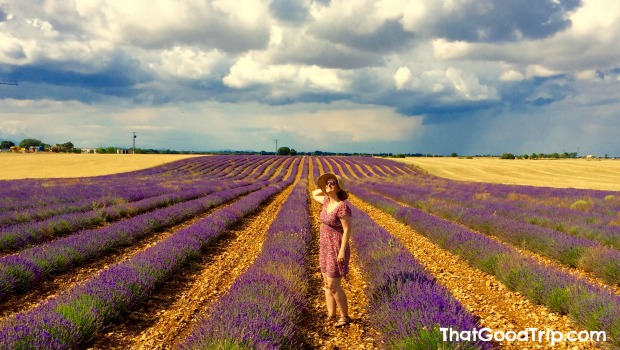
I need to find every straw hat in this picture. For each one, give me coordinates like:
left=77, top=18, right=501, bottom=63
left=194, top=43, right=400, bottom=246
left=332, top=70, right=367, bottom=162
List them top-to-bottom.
left=317, top=173, right=349, bottom=200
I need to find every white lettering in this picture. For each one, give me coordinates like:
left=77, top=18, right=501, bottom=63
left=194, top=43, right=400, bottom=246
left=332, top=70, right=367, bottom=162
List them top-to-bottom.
left=438, top=327, right=607, bottom=345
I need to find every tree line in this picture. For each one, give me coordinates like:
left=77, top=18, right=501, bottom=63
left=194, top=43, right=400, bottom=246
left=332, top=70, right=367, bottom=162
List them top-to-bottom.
left=0, top=138, right=79, bottom=153
left=500, top=152, right=579, bottom=159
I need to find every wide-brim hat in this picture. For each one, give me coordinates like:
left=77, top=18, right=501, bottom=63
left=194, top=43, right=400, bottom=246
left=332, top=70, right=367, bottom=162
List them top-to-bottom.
left=317, top=173, right=349, bottom=199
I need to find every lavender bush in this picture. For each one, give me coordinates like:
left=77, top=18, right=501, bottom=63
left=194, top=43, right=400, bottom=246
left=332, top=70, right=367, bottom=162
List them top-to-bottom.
left=180, top=179, right=311, bottom=349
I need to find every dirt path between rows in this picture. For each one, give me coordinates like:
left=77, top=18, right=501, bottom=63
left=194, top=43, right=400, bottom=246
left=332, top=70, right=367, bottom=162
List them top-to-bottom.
left=82, top=161, right=304, bottom=349
left=301, top=161, right=382, bottom=349
left=349, top=196, right=607, bottom=349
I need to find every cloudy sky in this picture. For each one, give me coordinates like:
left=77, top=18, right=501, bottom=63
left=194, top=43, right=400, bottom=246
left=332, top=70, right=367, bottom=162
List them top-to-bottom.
left=1, top=0, right=619, bottom=155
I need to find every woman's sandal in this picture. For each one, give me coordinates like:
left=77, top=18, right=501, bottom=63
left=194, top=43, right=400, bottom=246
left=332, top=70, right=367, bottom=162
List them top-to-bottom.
left=325, top=315, right=337, bottom=326
left=334, top=316, right=351, bottom=328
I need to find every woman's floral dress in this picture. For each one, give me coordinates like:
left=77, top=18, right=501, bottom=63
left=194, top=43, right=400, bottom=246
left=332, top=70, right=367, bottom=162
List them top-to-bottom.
left=319, top=196, right=352, bottom=278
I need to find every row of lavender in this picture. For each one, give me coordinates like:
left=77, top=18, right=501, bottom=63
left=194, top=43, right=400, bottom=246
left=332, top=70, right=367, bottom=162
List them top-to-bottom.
left=0, top=155, right=280, bottom=223
left=0, top=156, right=291, bottom=252
left=314, top=156, right=410, bottom=179
left=0, top=157, right=297, bottom=302
left=0, top=159, right=300, bottom=349
left=180, top=168, right=310, bottom=349
left=374, top=169, right=620, bottom=244
left=359, top=177, right=620, bottom=285
left=0, top=178, right=237, bottom=253
left=0, top=181, right=264, bottom=302
left=351, top=184, right=620, bottom=347
left=349, top=205, right=493, bottom=348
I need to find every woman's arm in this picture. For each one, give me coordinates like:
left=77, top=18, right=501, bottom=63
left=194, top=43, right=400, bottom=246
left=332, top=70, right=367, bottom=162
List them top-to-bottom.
left=311, top=188, right=326, bottom=204
left=338, top=215, right=351, bottom=263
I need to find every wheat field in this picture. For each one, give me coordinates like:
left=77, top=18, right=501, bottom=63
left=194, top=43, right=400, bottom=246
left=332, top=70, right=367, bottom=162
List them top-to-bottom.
left=0, top=153, right=201, bottom=180
left=393, top=157, right=620, bottom=191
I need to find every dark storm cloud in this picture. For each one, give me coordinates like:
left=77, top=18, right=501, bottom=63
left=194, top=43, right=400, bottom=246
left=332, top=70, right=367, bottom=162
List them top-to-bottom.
left=269, top=0, right=309, bottom=23
left=435, top=0, right=582, bottom=42
left=0, top=7, right=8, bottom=22
left=312, top=19, right=415, bottom=53
left=1, top=53, right=154, bottom=103
left=7, top=57, right=150, bottom=89
left=498, top=76, right=576, bottom=109
left=395, top=99, right=498, bottom=124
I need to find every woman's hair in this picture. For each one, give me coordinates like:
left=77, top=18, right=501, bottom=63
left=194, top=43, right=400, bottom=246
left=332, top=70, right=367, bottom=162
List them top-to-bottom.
left=337, top=189, right=349, bottom=201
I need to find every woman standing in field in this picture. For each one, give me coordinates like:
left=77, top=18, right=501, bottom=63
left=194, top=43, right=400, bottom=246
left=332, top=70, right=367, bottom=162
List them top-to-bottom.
left=312, top=173, right=352, bottom=328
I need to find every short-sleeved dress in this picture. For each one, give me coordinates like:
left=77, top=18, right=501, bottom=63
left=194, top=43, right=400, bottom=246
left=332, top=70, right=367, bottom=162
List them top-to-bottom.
left=319, top=196, right=352, bottom=278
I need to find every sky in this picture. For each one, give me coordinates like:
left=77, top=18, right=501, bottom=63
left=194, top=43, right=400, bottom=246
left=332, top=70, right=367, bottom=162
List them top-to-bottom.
left=0, top=0, right=619, bottom=156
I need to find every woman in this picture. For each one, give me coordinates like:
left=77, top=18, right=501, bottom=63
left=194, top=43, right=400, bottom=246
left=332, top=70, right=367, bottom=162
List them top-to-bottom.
left=312, top=172, right=352, bottom=328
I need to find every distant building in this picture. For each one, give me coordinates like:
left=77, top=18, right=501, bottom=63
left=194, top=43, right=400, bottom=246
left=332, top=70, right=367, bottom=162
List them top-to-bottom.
left=81, top=148, right=98, bottom=154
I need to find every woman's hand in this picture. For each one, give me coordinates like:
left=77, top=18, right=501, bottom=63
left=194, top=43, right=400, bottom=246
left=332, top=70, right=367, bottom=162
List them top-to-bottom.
left=312, top=188, right=326, bottom=204
left=337, top=250, right=346, bottom=263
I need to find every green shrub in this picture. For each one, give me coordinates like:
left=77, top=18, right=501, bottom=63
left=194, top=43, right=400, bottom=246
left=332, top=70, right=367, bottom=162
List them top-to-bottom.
left=570, top=199, right=591, bottom=211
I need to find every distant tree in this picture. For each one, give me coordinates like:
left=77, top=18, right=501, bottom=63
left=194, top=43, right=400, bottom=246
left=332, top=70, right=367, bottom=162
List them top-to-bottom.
left=19, top=138, right=44, bottom=149
left=1, top=140, right=15, bottom=149
left=62, top=142, right=74, bottom=150
left=96, top=146, right=119, bottom=154
left=277, top=147, right=291, bottom=155
left=290, top=148, right=297, bottom=156
left=451, top=152, right=458, bottom=157
left=501, top=153, right=516, bottom=159
left=530, top=153, right=538, bottom=159
left=523, top=154, right=529, bottom=159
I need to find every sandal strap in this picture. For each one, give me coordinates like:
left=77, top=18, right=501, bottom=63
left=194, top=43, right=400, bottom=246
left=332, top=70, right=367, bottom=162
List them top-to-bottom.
left=335, top=316, right=351, bottom=326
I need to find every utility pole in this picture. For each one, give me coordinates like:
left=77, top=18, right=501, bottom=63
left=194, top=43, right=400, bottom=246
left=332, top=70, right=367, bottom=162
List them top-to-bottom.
left=132, top=132, right=137, bottom=154
left=274, top=139, right=278, bottom=154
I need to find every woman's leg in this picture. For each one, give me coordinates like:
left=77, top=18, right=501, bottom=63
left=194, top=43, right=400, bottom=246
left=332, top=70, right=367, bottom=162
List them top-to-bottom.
left=322, top=273, right=338, bottom=317
left=324, top=275, right=348, bottom=317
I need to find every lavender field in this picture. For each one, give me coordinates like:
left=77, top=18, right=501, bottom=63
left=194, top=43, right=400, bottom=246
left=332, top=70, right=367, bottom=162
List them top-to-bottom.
left=0, top=155, right=618, bottom=349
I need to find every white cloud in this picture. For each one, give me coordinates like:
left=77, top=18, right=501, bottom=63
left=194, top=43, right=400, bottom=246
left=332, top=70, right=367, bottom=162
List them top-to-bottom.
left=432, top=39, right=472, bottom=60
left=154, top=47, right=226, bottom=79
left=223, top=54, right=351, bottom=93
left=526, top=65, right=562, bottom=78
left=393, top=66, right=411, bottom=90
left=445, top=67, right=497, bottom=101
left=500, top=70, right=525, bottom=82
left=575, top=70, right=600, bottom=81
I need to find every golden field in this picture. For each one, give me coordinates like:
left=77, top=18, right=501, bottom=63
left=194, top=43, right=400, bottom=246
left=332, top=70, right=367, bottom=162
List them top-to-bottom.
left=0, top=153, right=202, bottom=180
left=392, top=157, right=620, bottom=191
